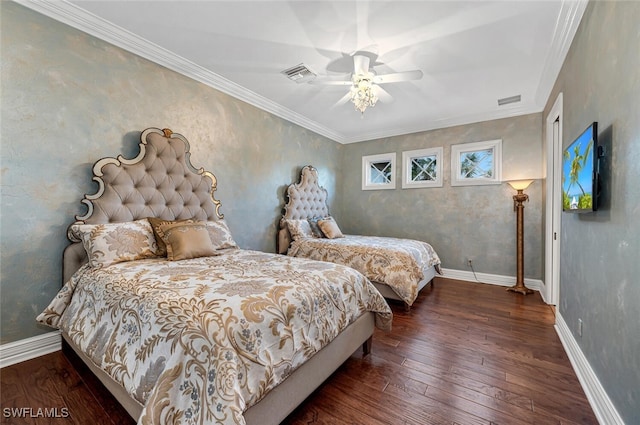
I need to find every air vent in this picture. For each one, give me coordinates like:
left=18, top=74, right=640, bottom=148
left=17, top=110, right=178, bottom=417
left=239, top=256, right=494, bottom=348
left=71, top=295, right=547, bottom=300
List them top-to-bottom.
left=281, top=63, right=317, bottom=83
left=498, top=95, right=521, bottom=106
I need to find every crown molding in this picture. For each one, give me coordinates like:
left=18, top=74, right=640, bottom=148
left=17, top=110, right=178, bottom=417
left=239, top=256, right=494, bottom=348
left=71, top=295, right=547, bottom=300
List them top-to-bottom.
left=13, top=0, right=347, bottom=143
left=14, top=0, right=585, bottom=145
left=347, top=0, right=589, bottom=145
left=534, top=0, right=589, bottom=108
left=342, top=102, right=544, bottom=144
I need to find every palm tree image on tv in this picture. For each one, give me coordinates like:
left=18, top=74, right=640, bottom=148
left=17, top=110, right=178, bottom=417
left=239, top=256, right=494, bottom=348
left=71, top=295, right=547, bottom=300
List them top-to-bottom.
left=562, top=132, right=594, bottom=210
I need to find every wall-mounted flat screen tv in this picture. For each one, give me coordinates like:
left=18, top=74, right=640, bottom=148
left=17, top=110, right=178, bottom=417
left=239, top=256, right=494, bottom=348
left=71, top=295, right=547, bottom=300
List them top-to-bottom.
left=562, top=122, right=599, bottom=212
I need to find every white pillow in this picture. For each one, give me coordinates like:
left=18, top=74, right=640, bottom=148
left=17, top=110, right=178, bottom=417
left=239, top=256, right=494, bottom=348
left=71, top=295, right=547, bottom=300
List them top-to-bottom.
left=307, top=216, right=326, bottom=238
left=70, top=219, right=159, bottom=268
left=285, top=219, right=314, bottom=240
left=205, top=220, right=239, bottom=250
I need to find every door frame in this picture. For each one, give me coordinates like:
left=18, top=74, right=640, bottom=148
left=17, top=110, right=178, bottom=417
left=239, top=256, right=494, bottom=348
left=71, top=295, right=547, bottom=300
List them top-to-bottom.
left=544, top=92, right=563, bottom=305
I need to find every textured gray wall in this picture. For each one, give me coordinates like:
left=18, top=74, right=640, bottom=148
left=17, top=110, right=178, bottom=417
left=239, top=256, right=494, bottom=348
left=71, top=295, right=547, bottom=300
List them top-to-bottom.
left=544, top=1, right=640, bottom=422
left=0, top=2, right=342, bottom=343
left=3, top=3, right=637, bottom=421
left=340, top=113, right=544, bottom=277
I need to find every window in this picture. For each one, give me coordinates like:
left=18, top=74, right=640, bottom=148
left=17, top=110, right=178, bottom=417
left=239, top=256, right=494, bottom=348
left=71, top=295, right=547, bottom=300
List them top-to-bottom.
left=451, top=139, right=502, bottom=186
left=402, top=147, right=443, bottom=188
left=362, top=153, right=395, bottom=190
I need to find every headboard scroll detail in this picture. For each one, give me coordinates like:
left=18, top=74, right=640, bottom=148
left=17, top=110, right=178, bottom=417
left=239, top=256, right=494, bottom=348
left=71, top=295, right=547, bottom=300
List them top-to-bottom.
left=68, top=127, right=223, bottom=242
left=277, top=165, right=331, bottom=254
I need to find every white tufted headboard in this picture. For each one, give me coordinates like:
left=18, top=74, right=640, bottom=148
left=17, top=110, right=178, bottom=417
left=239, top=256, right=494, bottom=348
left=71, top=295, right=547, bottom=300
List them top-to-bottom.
left=63, top=127, right=224, bottom=282
left=277, top=165, right=330, bottom=254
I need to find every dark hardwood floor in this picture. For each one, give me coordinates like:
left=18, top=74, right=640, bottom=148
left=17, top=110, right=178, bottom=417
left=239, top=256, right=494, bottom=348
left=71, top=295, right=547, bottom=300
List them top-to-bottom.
left=0, top=277, right=598, bottom=424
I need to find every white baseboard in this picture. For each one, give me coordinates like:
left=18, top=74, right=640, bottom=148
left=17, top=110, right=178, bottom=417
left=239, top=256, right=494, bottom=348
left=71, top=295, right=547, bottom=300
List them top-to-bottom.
left=441, top=268, right=543, bottom=292
left=443, top=270, right=623, bottom=424
left=555, top=314, right=624, bottom=425
left=0, top=331, right=62, bottom=369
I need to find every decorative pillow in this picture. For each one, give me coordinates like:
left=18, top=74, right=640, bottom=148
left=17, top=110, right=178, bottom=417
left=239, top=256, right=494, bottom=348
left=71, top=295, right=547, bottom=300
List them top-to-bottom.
left=317, top=216, right=344, bottom=239
left=147, top=217, right=194, bottom=257
left=307, top=217, right=326, bottom=238
left=70, top=219, right=159, bottom=268
left=286, top=219, right=314, bottom=240
left=204, top=220, right=239, bottom=250
left=157, top=221, right=217, bottom=261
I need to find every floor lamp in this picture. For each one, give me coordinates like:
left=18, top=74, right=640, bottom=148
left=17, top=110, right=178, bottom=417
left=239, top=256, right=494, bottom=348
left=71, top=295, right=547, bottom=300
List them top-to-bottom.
left=506, top=180, right=534, bottom=295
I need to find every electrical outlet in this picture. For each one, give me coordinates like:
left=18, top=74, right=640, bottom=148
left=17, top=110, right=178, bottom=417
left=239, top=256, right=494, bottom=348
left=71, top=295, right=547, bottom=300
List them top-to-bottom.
left=578, top=318, right=583, bottom=337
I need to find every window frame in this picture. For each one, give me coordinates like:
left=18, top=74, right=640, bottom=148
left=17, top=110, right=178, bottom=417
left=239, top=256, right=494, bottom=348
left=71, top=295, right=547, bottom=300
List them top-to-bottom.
left=451, top=139, right=502, bottom=186
left=401, top=147, right=443, bottom=189
left=362, top=152, right=396, bottom=190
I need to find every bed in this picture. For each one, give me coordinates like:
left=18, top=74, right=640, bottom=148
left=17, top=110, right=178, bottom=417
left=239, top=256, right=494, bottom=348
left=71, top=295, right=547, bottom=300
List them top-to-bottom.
left=36, top=128, right=392, bottom=425
left=278, top=165, right=442, bottom=309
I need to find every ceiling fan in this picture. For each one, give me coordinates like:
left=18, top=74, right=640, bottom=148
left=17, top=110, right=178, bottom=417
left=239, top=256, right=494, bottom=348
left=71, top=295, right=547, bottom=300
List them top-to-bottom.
left=311, top=49, right=424, bottom=115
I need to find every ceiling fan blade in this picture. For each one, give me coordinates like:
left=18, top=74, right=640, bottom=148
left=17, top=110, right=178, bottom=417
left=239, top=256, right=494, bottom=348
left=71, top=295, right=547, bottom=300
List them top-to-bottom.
left=352, top=44, right=379, bottom=58
left=373, top=70, right=423, bottom=84
left=308, top=78, right=352, bottom=86
left=374, top=86, right=393, bottom=103
left=331, top=92, right=352, bottom=109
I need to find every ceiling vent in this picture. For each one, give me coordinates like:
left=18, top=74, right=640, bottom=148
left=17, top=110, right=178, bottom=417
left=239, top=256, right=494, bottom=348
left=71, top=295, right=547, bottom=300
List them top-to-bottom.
left=281, top=63, right=317, bottom=83
left=498, top=95, right=521, bottom=106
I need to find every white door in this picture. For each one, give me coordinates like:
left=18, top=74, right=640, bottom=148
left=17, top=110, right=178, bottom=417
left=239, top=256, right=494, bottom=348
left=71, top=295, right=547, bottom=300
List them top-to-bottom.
left=544, top=93, right=563, bottom=305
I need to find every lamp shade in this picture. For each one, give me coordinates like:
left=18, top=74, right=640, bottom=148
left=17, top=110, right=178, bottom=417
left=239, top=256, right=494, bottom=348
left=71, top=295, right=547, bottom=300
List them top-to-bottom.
left=507, top=179, right=534, bottom=191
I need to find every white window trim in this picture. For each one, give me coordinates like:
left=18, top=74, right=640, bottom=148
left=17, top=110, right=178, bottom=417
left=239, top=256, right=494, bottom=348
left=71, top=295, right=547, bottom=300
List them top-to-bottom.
left=451, top=139, right=502, bottom=186
left=402, top=147, right=443, bottom=189
left=362, top=152, right=396, bottom=190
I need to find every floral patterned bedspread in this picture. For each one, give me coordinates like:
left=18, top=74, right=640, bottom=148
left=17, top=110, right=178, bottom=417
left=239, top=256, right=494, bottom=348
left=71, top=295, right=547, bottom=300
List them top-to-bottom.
left=287, top=235, right=442, bottom=306
left=37, top=249, right=392, bottom=425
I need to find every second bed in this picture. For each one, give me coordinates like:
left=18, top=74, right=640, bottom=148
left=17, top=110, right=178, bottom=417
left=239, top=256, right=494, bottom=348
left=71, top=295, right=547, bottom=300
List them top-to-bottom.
left=278, top=165, right=442, bottom=309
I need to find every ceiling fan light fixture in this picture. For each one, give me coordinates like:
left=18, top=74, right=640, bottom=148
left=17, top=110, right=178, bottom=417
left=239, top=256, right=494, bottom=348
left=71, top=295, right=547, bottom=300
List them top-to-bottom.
left=350, top=73, right=378, bottom=114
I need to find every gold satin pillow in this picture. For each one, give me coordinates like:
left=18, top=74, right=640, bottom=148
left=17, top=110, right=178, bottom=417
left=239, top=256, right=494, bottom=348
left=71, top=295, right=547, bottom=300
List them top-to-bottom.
left=317, top=216, right=344, bottom=239
left=147, top=217, right=194, bottom=257
left=157, top=221, right=217, bottom=261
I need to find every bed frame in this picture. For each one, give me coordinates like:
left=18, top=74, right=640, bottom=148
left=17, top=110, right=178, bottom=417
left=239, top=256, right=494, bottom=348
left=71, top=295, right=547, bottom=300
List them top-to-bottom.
left=62, top=128, right=375, bottom=424
left=277, top=165, right=436, bottom=309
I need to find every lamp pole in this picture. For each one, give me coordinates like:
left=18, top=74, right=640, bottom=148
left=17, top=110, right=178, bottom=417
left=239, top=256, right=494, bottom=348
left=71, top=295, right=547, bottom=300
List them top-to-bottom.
left=507, top=188, right=533, bottom=295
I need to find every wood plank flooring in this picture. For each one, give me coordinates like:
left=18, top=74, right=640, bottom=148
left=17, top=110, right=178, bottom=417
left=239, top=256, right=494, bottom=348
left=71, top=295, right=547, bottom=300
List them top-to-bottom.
left=0, top=277, right=598, bottom=424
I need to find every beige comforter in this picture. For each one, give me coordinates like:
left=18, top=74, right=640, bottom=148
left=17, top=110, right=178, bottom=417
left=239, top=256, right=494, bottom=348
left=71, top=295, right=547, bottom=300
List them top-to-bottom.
left=287, top=235, right=442, bottom=306
left=37, top=249, right=391, bottom=425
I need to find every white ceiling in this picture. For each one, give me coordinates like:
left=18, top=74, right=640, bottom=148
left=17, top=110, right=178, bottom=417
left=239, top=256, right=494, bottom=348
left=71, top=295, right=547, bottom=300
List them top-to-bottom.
left=20, top=0, right=587, bottom=143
